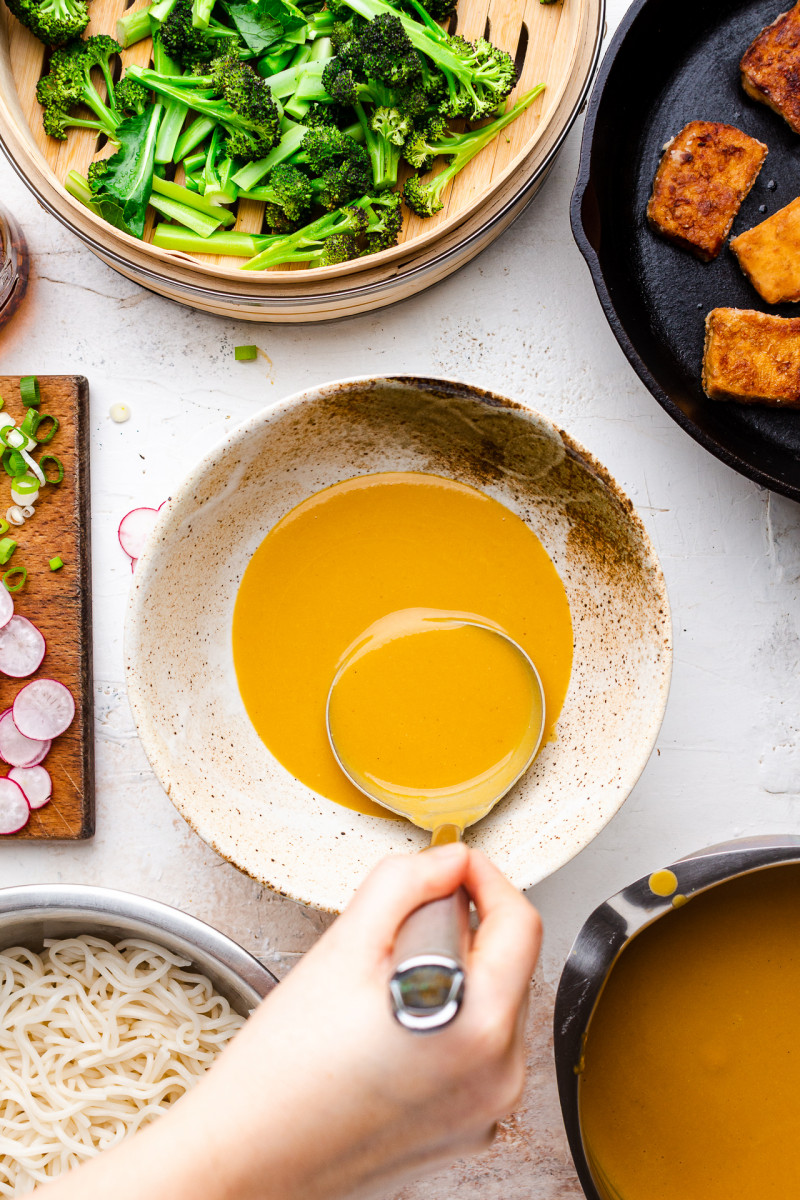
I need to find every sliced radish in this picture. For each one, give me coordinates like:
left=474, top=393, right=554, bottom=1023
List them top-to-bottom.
left=118, top=507, right=160, bottom=560
left=130, top=558, right=138, bottom=573
left=0, top=588, right=13, bottom=631
left=0, top=616, right=45, bottom=678
left=13, top=680, right=75, bottom=740
left=0, top=711, right=50, bottom=767
left=8, top=765, right=51, bottom=809
left=0, top=778, right=29, bottom=834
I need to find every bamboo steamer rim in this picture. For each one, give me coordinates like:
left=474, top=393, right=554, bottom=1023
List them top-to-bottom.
left=0, top=0, right=603, bottom=294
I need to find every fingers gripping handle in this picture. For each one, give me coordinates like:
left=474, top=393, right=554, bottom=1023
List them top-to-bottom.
left=389, top=888, right=470, bottom=1032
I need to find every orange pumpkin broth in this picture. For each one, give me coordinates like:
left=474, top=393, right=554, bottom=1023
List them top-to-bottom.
left=232, top=472, right=573, bottom=819
left=579, top=864, right=800, bottom=1200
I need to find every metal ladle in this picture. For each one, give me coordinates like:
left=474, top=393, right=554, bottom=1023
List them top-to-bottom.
left=326, top=610, right=546, bottom=1034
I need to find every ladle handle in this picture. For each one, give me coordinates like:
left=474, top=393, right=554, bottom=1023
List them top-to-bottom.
left=389, top=887, right=470, bottom=1033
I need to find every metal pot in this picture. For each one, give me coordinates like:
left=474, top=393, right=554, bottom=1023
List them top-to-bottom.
left=554, top=835, right=800, bottom=1200
left=0, top=882, right=277, bottom=1012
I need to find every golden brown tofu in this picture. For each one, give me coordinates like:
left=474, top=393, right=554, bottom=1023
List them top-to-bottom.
left=741, top=2, right=800, bottom=134
left=647, top=121, right=768, bottom=261
left=730, top=196, right=800, bottom=303
left=703, top=308, right=800, bottom=406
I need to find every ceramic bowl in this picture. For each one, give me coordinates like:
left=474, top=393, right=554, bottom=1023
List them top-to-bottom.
left=125, top=376, right=672, bottom=912
left=553, top=835, right=800, bottom=1200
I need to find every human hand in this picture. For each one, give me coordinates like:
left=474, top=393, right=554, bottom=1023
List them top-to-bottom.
left=188, top=843, right=542, bottom=1200
left=40, top=845, right=541, bottom=1200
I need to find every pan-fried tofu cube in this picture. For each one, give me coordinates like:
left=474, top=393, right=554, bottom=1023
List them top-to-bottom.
left=741, top=2, right=800, bottom=134
left=647, top=121, right=767, bottom=261
left=731, top=196, right=800, bottom=303
left=703, top=307, right=800, bottom=406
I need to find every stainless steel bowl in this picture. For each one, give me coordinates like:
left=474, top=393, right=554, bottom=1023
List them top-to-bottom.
left=554, top=835, right=800, bottom=1200
left=0, top=883, right=277, bottom=1013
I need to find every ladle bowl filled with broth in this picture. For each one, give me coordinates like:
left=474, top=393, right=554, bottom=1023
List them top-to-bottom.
left=125, top=376, right=671, bottom=912
left=554, top=835, right=800, bottom=1200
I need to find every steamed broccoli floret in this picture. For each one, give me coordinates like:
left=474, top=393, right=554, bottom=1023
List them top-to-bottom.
left=5, top=0, right=87, bottom=46
left=160, top=0, right=240, bottom=65
left=334, top=0, right=517, bottom=118
left=401, top=0, right=456, bottom=22
left=355, top=12, right=423, bottom=87
left=36, top=35, right=123, bottom=140
left=127, top=51, right=282, bottom=160
left=114, top=74, right=150, bottom=117
left=402, top=84, right=543, bottom=216
left=304, top=99, right=354, bottom=128
left=360, top=102, right=412, bottom=188
left=293, top=124, right=372, bottom=208
left=260, top=163, right=315, bottom=230
left=362, top=188, right=402, bottom=251
left=240, top=192, right=397, bottom=269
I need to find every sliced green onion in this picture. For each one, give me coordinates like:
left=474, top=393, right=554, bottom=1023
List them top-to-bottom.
left=235, top=345, right=258, bottom=361
left=19, top=377, right=40, bottom=407
left=0, top=396, right=4, bottom=411
left=19, top=409, right=40, bottom=440
left=34, top=415, right=59, bottom=445
left=0, top=427, right=24, bottom=451
left=2, top=449, right=26, bottom=479
left=20, top=449, right=44, bottom=486
left=39, top=455, right=64, bottom=485
left=11, top=475, right=39, bottom=496
left=0, top=521, right=9, bottom=536
left=0, top=538, right=17, bottom=564
left=49, top=556, right=64, bottom=571
left=3, top=566, right=26, bottom=592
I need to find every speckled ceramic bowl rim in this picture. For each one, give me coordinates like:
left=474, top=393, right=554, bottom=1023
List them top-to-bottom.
left=125, top=376, right=673, bottom=908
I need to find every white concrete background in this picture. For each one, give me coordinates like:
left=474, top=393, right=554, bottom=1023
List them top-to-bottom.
left=0, top=0, right=798, bottom=1190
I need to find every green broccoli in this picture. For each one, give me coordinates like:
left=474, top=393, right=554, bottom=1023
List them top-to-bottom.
left=5, top=0, right=88, bottom=46
left=160, top=0, right=241, bottom=65
left=36, top=35, right=123, bottom=140
left=127, top=52, right=282, bottom=160
left=402, top=84, right=543, bottom=216
left=87, top=102, right=163, bottom=238
left=292, top=125, right=371, bottom=209
left=258, top=163, right=315, bottom=230
left=241, top=191, right=401, bottom=268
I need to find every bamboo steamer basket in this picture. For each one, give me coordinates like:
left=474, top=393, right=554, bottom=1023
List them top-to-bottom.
left=0, top=0, right=603, bottom=321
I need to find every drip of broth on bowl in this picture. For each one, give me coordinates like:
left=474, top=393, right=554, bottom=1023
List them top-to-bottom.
left=232, top=472, right=573, bottom=818
left=327, top=609, right=545, bottom=832
left=578, top=865, right=800, bottom=1200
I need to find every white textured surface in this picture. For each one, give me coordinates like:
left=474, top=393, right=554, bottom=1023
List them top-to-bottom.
left=0, top=0, right=798, bottom=1190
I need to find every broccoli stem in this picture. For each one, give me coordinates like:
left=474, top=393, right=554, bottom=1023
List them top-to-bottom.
left=150, top=0, right=179, bottom=22
left=191, top=0, right=214, bottom=29
left=116, top=4, right=153, bottom=48
left=263, top=58, right=331, bottom=98
left=156, top=99, right=189, bottom=162
left=354, top=100, right=400, bottom=190
left=174, top=114, right=216, bottom=160
left=231, top=122, right=308, bottom=190
left=65, top=169, right=99, bottom=214
left=151, top=173, right=235, bottom=220
left=148, top=192, right=230, bottom=235
left=153, top=223, right=277, bottom=256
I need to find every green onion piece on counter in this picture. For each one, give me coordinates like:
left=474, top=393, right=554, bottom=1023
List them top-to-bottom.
left=235, top=345, right=258, bottom=361
left=19, top=377, right=40, bottom=407
left=0, top=396, right=4, bottom=411
left=19, top=409, right=40, bottom=440
left=34, top=415, right=59, bottom=445
left=39, top=455, right=64, bottom=485
left=12, top=475, right=39, bottom=496
left=0, top=521, right=8, bottom=537
left=0, top=538, right=17, bottom=565
left=49, top=556, right=64, bottom=571
left=3, top=566, right=26, bottom=592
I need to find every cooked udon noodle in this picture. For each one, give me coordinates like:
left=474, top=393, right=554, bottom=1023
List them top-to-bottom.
left=0, top=935, right=245, bottom=1194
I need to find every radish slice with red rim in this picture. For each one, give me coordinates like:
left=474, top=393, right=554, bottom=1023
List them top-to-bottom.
left=118, top=507, right=160, bottom=560
left=0, top=588, right=13, bottom=631
left=0, top=616, right=45, bottom=678
left=13, top=680, right=75, bottom=740
left=0, top=711, right=51, bottom=767
left=8, top=765, right=51, bottom=809
left=0, top=778, right=29, bottom=833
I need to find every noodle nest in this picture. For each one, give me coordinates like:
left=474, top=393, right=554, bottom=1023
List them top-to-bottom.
left=0, top=935, right=245, bottom=1195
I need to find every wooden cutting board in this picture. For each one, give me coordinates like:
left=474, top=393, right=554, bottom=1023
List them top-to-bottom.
left=0, top=376, right=93, bottom=839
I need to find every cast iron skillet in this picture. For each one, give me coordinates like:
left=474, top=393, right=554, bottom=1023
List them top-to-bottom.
left=572, top=0, right=800, bottom=501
